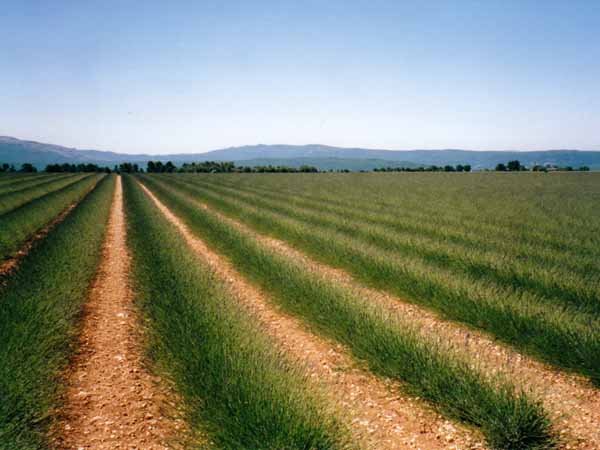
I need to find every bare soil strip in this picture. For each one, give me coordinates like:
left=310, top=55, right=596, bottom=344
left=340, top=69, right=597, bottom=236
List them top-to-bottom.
left=52, top=177, right=185, bottom=450
left=0, top=181, right=99, bottom=281
left=139, top=182, right=486, bottom=450
left=190, top=197, right=600, bottom=449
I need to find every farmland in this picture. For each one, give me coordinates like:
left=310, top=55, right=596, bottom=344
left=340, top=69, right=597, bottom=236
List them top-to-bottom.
left=0, top=171, right=599, bottom=449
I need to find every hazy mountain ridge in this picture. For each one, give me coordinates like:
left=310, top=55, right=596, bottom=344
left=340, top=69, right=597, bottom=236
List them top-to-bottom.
left=1, top=136, right=599, bottom=170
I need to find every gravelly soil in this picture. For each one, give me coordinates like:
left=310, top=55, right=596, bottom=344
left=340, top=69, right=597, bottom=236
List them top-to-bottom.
left=51, top=177, right=186, bottom=450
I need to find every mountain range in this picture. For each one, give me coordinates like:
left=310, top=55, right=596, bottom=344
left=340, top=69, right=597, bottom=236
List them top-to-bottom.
left=1, top=136, right=599, bottom=170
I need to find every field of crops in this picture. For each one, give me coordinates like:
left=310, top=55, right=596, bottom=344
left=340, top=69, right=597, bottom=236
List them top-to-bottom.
left=1, top=171, right=599, bottom=449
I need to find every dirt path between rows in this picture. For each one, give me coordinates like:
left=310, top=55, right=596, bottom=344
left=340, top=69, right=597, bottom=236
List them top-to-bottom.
left=51, top=177, right=185, bottom=450
left=139, top=182, right=486, bottom=450
left=188, top=194, right=600, bottom=449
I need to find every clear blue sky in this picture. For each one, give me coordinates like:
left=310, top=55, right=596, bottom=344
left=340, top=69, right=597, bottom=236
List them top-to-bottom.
left=1, top=1, right=598, bottom=154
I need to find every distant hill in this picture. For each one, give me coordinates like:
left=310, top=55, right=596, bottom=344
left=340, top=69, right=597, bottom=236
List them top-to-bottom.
left=1, top=136, right=599, bottom=170
left=232, top=157, right=421, bottom=171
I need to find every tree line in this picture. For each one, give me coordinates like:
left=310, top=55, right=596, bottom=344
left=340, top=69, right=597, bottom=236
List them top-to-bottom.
left=1, top=160, right=594, bottom=174
left=144, top=160, right=319, bottom=173
left=494, top=160, right=590, bottom=172
left=0, top=163, right=38, bottom=173
left=374, top=164, right=472, bottom=172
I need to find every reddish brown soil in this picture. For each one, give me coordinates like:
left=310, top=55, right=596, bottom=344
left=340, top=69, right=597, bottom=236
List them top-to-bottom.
left=51, top=177, right=185, bottom=450
left=139, top=182, right=487, bottom=450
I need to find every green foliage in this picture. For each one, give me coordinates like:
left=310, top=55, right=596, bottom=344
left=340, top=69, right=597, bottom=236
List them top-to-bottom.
left=146, top=160, right=177, bottom=173
left=147, top=160, right=321, bottom=173
left=175, top=160, right=233, bottom=173
left=507, top=160, right=521, bottom=171
left=118, top=162, right=140, bottom=173
left=0, top=163, right=17, bottom=172
left=19, top=163, right=37, bottom=173
left=45, top=163, right=111, bottom=173
left=373, top=164, right=472, bottom=172
left=0, top=173, right=88, bottom=215
left=0, top=173, right=68, bottom=196
left=159, top=173, right=600, bottom=386
left=0, top=174, right=102, bottom=260
left=140, top=174, right=556, bottom=449
left=0, top=175, right=114, bottom=449
left=123, top=175, right=349, bottom=449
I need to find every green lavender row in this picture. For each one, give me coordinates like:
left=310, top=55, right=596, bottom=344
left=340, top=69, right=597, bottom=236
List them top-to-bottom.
left=140, top=174, right=555, bottom=450
left=0, top=175, right=114, bottom=449
left=124, top=175, right=349, bottom=449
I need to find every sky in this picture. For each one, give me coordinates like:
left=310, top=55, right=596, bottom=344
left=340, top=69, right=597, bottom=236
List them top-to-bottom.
left=1, top=0, right=599, bottom=154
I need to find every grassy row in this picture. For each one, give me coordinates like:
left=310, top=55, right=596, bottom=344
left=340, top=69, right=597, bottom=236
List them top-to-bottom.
left=0, top=173, right=52, bottom=189
left=0, top=173, right=73, bottom=200
left=196, top=173, right=600, bottom=265
left=0, top=174, right=102, bottom=261
left=0, top=174, right=88, bottom=215
left=0, top=174, right=70, bottom=196
left=139, top=174, right=555, bottom=450
left=153, top=174, right=600, bottom=386
left=188, top=174, right=599, bottom=275
left=0, top=175, right=115, bottom=449
left=123, top=175, right=348, bottom=449
left=177, top=176, right=599, bottom=314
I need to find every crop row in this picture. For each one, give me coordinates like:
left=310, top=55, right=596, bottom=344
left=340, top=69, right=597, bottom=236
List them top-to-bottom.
left=0, top=173, right=89, bottom=215
left=0, top=173, right=72, bottom=196
left=0, top=173, right=57, bottom=190
left=198, top=173, right=600, bottom=268
left=0, top=174, right=102, bottom=261
left=138, top=174, right=555, bottom=449
left=151, top=174, right=600, bottom=385
left=190, top=174, right=600, bottom=274
left=0, top=175, right=114, bottom=449
left=178, top=175, right=600, bottom=314
left=123, top=176, right=349, bottom=449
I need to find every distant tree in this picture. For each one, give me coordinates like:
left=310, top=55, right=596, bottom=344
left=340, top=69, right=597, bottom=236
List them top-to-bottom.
left=507, top=160, right=522, bottom=171
left=119, top=162, right=139, bottom=173
left=20, top=163, right=37, bottom=173
left=47, top=163, right=109, bottom=173
left=495, top=163, right=507, bottom=171
left=455, top=164, right=464, bottom=172
left=463, top=164, right=472, bottom=172
left=299, top=165, right=318, bottom=173
left=444, top=165, right=455, bottom=172
left=579, top=166, right=590, bottom=171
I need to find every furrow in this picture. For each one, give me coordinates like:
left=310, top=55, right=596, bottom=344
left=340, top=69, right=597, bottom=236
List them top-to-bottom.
left=157, top=174, right=600, bottom=384
left=53, top=177, right=185, bottom=449
left=138, top=181, right=487, bottom=450
left=195, top=194, right=600, bottom=450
